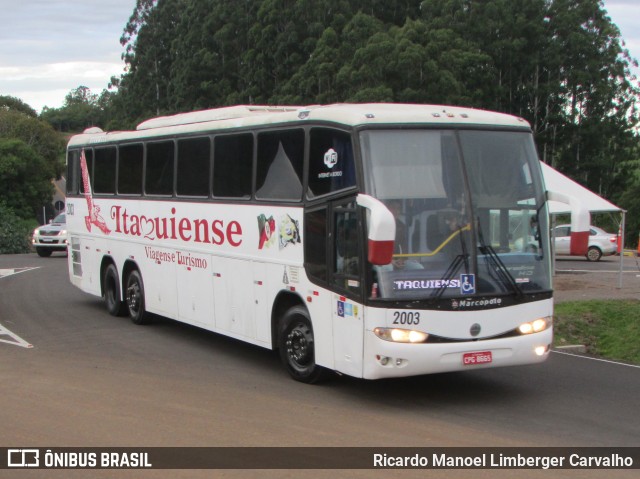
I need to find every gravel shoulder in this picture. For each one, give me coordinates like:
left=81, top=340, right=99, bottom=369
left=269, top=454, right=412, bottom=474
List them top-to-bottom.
left=553, top=266, right=640, bottom=303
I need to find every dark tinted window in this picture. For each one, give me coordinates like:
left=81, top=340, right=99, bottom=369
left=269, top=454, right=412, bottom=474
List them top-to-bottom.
left=308, top=128, right=356, bottom=197
left=256, top=129, right=304, bottom=200
left=213, top=134, right=253, bottom=198
left=177, top=137, right=210, bottom=197
left=146, top=141, right=175, bottom=196
left=118, top=144, right=143, bottom=195
left=94, top=146, right=117, bottom=194
left=79, top=149, right=93, bottom=194
left=66, top=150, right=79, bottom=195
left=304, top=208, right=328, bottom=282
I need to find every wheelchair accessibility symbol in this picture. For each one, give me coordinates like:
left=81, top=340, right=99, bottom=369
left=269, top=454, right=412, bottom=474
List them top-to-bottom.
left=460, top=274, right=475, bottom=295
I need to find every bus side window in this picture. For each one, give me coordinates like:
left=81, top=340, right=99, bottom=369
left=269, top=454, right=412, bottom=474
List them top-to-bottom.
left=308, top=128, right=356, bottom=198
left=256, top=129, right=304, bottom=201
left=213, top=133, right=253, bottom=199
left=177, top=137, right=210, bottom=197
left=145, top=141, right=175, bottom=196
left=118, top=144, right=143, bottom=195
left=94, top=146, right=117, bottom=194
left=79, top=149, right=93, bottom=194
left=66, top=150, right=79, bottom=195
left=304, top=207, right=328, bottom=283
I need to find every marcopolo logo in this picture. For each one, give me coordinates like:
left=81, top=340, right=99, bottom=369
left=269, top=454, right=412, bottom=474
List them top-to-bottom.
left=452, top=298, right=503, bottom=309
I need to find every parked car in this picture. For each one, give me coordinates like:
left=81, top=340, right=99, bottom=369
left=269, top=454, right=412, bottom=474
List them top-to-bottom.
left=32, top=213, right=67, bottom=257
left=553, top=224, right=617, bottom=261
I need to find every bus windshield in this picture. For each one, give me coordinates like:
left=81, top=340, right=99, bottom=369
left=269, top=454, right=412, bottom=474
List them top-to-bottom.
left=361, top=129, right=551, bottom=301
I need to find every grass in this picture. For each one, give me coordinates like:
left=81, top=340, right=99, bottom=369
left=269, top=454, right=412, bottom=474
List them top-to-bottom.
left=554, top=300, right=640, bottom=364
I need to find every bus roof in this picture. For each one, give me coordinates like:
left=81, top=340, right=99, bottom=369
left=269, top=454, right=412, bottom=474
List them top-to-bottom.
left=67, top=103, right=531, bottom=147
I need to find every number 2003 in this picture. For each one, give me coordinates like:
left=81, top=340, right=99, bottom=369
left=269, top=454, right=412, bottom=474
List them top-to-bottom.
left=392, top=311, right=421, bottom=325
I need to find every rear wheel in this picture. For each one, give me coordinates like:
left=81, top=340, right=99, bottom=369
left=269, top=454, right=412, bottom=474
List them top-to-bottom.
left=586, top=246, right=602, bottom=262
left=103, top=264, right=125, bottom=316
left=126, top=269, right=148, bottom=324
left=278, top=306, right=327, bottom=383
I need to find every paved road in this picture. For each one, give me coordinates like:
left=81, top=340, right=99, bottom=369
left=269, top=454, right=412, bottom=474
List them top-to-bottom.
left=1, top=253, right=638, bottom=478
left=555, top=253, right=640, bottom=273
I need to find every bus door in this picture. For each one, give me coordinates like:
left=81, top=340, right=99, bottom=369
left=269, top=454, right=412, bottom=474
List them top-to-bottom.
left=331, top=199, right=365, bottom=377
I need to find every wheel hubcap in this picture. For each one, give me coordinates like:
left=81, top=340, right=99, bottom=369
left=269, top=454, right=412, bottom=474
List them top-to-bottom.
left=127, top=282, right=140, bottom=313
left=286, top=324, right=312, bottom=365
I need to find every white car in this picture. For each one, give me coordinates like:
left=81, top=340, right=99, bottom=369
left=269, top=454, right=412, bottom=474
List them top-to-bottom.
left=32, top=213, right=68, bottom=257
left=553, top=224, right=617, bottom=261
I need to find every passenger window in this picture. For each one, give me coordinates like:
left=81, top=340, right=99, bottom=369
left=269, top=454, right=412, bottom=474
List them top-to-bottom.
left=308, top=128, right=356, bottom=197
left=256, top=129, right=304, bottom=201
left=213, top=134, right=253, bottom=198
left=177, top=137, right=210, bottom=197
left=146, top=141, right=175, bottom=196
left=118, top=144, right=143, bottom=195
left=93, top=146, right=117, bottom=194
left=79, top=149, right=93, bottom=194
left=66, top=150, right=79, bottom=195
left=304, top=207, right=328, bottom=282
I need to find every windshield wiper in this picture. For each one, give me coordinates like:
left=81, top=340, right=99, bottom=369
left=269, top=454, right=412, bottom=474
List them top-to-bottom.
left=430, top=224, right=470, bottom=303
left=477, top=226, right=524, bottom=298
left=429, top=253, right=469, bottom=303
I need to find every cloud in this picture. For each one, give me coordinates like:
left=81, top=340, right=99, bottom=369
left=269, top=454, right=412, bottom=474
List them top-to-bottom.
left=0, top=0, right=135, bottom=112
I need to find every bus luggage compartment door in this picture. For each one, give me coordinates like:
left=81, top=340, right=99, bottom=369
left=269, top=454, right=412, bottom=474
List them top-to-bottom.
left=212, top=256, right=259, bottom=340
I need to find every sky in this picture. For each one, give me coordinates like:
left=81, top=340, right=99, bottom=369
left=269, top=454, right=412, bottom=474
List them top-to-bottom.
left=0, top=0, right=639, bottom=115
left=0, top=0, right=137, bottom=113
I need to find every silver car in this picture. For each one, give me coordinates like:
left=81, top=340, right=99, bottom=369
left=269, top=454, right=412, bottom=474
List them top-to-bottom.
left=32, top=213, right=68, bottom=257
left=553, top=224, right=617, bottom=261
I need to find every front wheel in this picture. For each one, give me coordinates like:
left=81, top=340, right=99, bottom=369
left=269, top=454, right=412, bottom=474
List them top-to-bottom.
left=586, top=246, right=602, bottom=262
left=36, top=247, right=52, bottom=257
left=126, top=269, right=148, bottom=325
left=278, top=306, right=327, bottom=384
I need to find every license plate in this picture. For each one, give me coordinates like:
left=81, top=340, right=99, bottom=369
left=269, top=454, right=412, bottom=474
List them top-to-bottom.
left=40, top=239, right=53, bottom=243
left=463, top=351, right=492, bottom=365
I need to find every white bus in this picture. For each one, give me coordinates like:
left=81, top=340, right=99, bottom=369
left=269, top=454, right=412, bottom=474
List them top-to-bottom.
left=65, top=103, right=581, bottom=383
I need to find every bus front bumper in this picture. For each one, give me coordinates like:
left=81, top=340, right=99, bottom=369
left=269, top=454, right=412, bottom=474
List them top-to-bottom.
left=362, top=328, right=553, bottom=380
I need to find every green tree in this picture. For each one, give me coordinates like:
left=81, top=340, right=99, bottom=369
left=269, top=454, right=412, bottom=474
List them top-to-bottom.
left=105, top=0, right=639, bottom=223
left=113, top=0, right=178, bottom=121
left=40, top=86, right=106, bottom=132
left=0, top=95, right=38, bottom=117
left=0, top=109, right=64, bottom=179
left=0, top=139, right=55, bottom=219
left=0, top=202, right=34, bottom=254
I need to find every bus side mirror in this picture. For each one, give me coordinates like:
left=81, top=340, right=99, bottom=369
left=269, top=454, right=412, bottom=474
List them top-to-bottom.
left=356, top=194, right=395, bottom=265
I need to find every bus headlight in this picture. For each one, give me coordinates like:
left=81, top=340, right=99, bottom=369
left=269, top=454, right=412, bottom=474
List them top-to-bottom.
left=518, top=317, right=551, bottom=335
left=374, top=328, right=428, bottom=343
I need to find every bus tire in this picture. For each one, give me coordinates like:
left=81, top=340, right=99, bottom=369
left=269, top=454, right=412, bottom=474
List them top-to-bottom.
left=103, top=264, right=125, bottom=316
left=125, top=269, right=148, bottom=325
left=278, top=306, right=327, bottom=384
